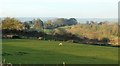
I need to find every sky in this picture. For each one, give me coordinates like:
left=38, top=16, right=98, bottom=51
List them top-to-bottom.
left=0, top=0, right=119, bottom=18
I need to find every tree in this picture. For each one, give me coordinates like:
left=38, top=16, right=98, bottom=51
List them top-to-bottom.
left=2, top=17, right=23, bottom=30
left=48, top=18, right=78, bottom=28
left=52, top=18, right=66, bottom=27
left=67, top=18, right=77, bottom=25
left=33, top=19, right=44, bottom=31
left=44, top=20, right=53, bottom=29
left=23, top=22, right=30, bottom=30
left=101, top=37, right=110, bottom=44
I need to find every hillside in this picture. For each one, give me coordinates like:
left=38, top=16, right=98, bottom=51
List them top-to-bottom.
left=62, top=23, right=119, bottom=46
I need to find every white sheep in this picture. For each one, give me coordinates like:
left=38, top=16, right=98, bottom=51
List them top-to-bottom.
left=38, top=37, right=42, bottom=40
left=59, top=43, right=62, bottom=46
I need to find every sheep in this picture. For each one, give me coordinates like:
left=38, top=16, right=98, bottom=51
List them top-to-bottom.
left=38, top=37, right=42, bottom=40
left=59, top=43, right=62, bottom=46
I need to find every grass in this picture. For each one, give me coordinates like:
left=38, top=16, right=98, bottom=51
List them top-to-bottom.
left=44, top=29, right=52, bottom=34
left=2, top=39, right=119, bottom=64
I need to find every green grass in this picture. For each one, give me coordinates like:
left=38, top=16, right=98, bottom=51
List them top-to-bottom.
left=44, top=29, right=52, bottom=34
left=2, top=39, right=119, bottom=64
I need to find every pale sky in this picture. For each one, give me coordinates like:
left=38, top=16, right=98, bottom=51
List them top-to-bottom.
left=0, top=0, right=119, bottom=18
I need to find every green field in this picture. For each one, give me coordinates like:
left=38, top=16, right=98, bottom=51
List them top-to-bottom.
left=2, top=39, right=119, bottom=64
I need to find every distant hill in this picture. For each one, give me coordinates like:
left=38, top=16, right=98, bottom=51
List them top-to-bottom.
left=0, top=17, right=117, bottom=23
left=76, top=18, right=118, bottom=23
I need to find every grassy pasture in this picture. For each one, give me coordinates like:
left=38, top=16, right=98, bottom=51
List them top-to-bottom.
left=2, top=39, right=119, bottom=64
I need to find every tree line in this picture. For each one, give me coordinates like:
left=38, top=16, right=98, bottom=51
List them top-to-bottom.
left=0, top=17, right=119, bottom=47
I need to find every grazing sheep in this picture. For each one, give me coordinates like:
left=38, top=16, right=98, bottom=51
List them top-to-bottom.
left=38, top=37, right=42, bottom=40
left=59, top=43, right=62, bottom=46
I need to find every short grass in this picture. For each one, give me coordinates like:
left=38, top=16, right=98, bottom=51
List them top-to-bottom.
left=2, top=39, right=119, bottom=64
